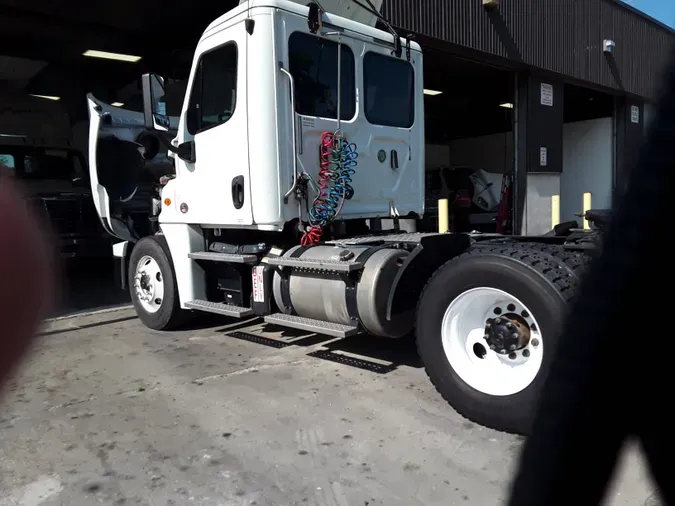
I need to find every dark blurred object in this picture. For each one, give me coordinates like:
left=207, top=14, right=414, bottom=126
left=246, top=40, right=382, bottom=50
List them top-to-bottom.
left=507, top=45, right=674, bottom=506
left=1, top=145, right=112, bottom=259
left=0, top=178, right=54, bottom=389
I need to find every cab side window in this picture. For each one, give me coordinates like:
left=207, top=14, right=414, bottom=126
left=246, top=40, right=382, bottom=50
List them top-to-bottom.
left=289, top=32, right=356, bottom=121
left=187, top=43, right=238, bottom=135
left=363, top=52, right=415, bottom=128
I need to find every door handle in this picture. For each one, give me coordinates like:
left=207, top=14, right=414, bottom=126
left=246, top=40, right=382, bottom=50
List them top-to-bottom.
left=232, top=175, right=245, bottom=209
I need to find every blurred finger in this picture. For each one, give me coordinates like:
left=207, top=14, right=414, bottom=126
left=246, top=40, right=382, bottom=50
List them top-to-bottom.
left=0, top=178, right=54, bottom=388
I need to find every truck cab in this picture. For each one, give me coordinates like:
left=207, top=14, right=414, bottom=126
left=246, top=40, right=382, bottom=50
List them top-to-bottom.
left=87, top=0, right=424, bottom=242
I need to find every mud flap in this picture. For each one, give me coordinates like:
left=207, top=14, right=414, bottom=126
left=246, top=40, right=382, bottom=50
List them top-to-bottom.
left=385, top=233, right=472, bottom=321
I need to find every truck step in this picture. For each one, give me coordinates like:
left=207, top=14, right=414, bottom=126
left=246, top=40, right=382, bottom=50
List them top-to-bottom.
left=188, top=251, right=258, bottom=264
left=266, top=257, right=363, bottom=273
left=184, top=299, right=254, bottom=318
left=264, top=313, right=361, bottom=338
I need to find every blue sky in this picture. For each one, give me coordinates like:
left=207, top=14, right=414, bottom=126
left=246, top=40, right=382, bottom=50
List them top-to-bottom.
left=622, top=0, right=675, bottom=28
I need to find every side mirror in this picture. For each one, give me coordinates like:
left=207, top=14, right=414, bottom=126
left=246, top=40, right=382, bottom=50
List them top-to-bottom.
left=141, top=73, right=170, bottom=131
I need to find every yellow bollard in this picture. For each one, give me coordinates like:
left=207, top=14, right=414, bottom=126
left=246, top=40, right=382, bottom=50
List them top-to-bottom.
left=582, top=192, right=592, bottom=230
left=551, top=195, right=560, bottom=230
left=438, top=199, right=449, bottom=233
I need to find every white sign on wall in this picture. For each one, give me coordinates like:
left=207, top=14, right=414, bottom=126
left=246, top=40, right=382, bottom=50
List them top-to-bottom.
left=540, top=83, right=553, bottom=107
left=630, top=105, right=640, bottom=124
left=540, top=147, right=548, bottom=167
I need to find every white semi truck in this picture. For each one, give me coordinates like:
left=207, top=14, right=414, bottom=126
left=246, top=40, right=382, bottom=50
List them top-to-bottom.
left=85, top=0, right=599, bottom=434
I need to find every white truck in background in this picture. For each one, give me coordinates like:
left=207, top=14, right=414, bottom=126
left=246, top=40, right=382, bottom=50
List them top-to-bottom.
left=85, top=0, right=598, bottom=434
left=0, top=91, right=110, bottom=259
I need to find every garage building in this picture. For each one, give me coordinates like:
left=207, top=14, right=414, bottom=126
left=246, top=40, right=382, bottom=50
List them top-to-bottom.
left=0, top=0, right=671, bottom=245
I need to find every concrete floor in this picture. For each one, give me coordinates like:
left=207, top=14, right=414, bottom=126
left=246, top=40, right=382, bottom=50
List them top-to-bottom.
left=0, top=309, right=661, bottom=506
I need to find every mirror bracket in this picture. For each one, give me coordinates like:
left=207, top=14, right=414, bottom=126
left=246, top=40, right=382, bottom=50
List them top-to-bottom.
left=307, top=2, right=322, bottom=34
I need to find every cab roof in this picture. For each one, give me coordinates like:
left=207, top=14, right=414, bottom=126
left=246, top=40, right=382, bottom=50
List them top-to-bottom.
left=203, top=0, right=423, bottom=53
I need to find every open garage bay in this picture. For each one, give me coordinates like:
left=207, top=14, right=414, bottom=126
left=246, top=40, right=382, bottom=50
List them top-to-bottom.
left=0, top=310, right=658, bottom=505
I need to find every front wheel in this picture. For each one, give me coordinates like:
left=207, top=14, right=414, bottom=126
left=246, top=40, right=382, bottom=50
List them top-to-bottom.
left=129, top=235, right=188, bottom=330
left=416, top=244, right=580, bottom=435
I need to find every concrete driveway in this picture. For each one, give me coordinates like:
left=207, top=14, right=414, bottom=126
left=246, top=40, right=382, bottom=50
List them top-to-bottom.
left=0, top=309, right=659, bottom=505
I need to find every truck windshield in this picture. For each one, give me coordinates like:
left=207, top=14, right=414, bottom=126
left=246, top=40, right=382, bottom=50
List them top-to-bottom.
left=0, top=147, right=81, bottom=180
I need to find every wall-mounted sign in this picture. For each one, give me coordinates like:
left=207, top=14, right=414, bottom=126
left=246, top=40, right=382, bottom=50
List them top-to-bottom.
left=540, top=83, right=553, bottom=107
left=631, top=105, right=640, bottom=124
left=540, top=147, right=548, bottom=167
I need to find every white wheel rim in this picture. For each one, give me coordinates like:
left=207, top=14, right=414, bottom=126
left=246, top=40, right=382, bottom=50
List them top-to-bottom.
left=134, top=255, right=165, bottom=314
left=441, top=287, right=543, bottom=396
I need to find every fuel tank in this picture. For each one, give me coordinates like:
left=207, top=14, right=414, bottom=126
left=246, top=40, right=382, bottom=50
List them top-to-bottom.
left=271, top=244, right=412, bottom=337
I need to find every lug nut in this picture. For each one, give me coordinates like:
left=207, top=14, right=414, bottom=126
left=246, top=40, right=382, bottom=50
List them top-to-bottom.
left=495, top=317, right=502, bottom=324
left=506, top=322, right=513, bottom=329
left=485, top=323, right=491, bottom=329
left=484, top=334, right=490, bottom=340
left=531, top=338, right=539, bottom=347
left=509, top=344, right=516, bottom=351
left=489, top=345, right=496, bottom=351
left=499, top=349, right=507, bottom=355
left=522, top=349, right=530, bottom=358
left=509, top=352, right=516, bottom=360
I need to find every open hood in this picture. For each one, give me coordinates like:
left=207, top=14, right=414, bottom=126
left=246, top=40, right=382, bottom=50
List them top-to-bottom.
left=86, top=94, right=177, bottom=242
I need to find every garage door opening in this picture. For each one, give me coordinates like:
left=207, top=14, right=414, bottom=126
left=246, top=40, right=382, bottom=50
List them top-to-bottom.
left=418, top=50, right=515, bottom=235
left=561, top=83, right=615, bottom=223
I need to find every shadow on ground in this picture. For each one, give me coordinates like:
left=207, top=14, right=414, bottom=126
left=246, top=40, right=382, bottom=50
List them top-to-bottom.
left=47, top=256, right=422, bottom=375
left=50, top=257, right=130, bottom=318
left=221, top=321, right=422, bottom=375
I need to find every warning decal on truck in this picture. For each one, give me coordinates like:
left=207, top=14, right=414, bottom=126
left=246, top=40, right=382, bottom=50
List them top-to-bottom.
left=252, top=265, right=265, bottom=303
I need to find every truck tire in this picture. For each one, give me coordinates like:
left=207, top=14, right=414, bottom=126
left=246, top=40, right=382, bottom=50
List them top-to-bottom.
left=128, top=235, right=188, bottom=330
left=513, top=241, right=592, bottom=279
left=415, top=243, right=582, bottom=435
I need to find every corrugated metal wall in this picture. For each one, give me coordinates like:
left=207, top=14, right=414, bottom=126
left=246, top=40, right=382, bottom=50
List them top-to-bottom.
left=382, top=0, right=674, bottom=100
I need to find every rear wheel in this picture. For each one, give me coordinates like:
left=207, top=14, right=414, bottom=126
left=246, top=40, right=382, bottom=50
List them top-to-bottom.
left=129, top=235, right=188, bottom=330
left=416, top=244, right=580, bottom=434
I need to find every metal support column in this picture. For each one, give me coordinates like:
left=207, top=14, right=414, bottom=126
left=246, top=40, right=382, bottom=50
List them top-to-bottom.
left=514, top=72, right=564, bottom=235
left=614, top=96, right=645, bottom=206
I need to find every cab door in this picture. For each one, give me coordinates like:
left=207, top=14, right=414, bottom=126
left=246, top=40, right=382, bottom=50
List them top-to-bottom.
left=168, top=23, right=252, bottom=227
left=87, top=94, right=179, bottom=241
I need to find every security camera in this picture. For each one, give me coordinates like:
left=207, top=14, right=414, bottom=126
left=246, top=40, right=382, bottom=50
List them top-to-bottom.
left=603, top=39, right=616, bottom=54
